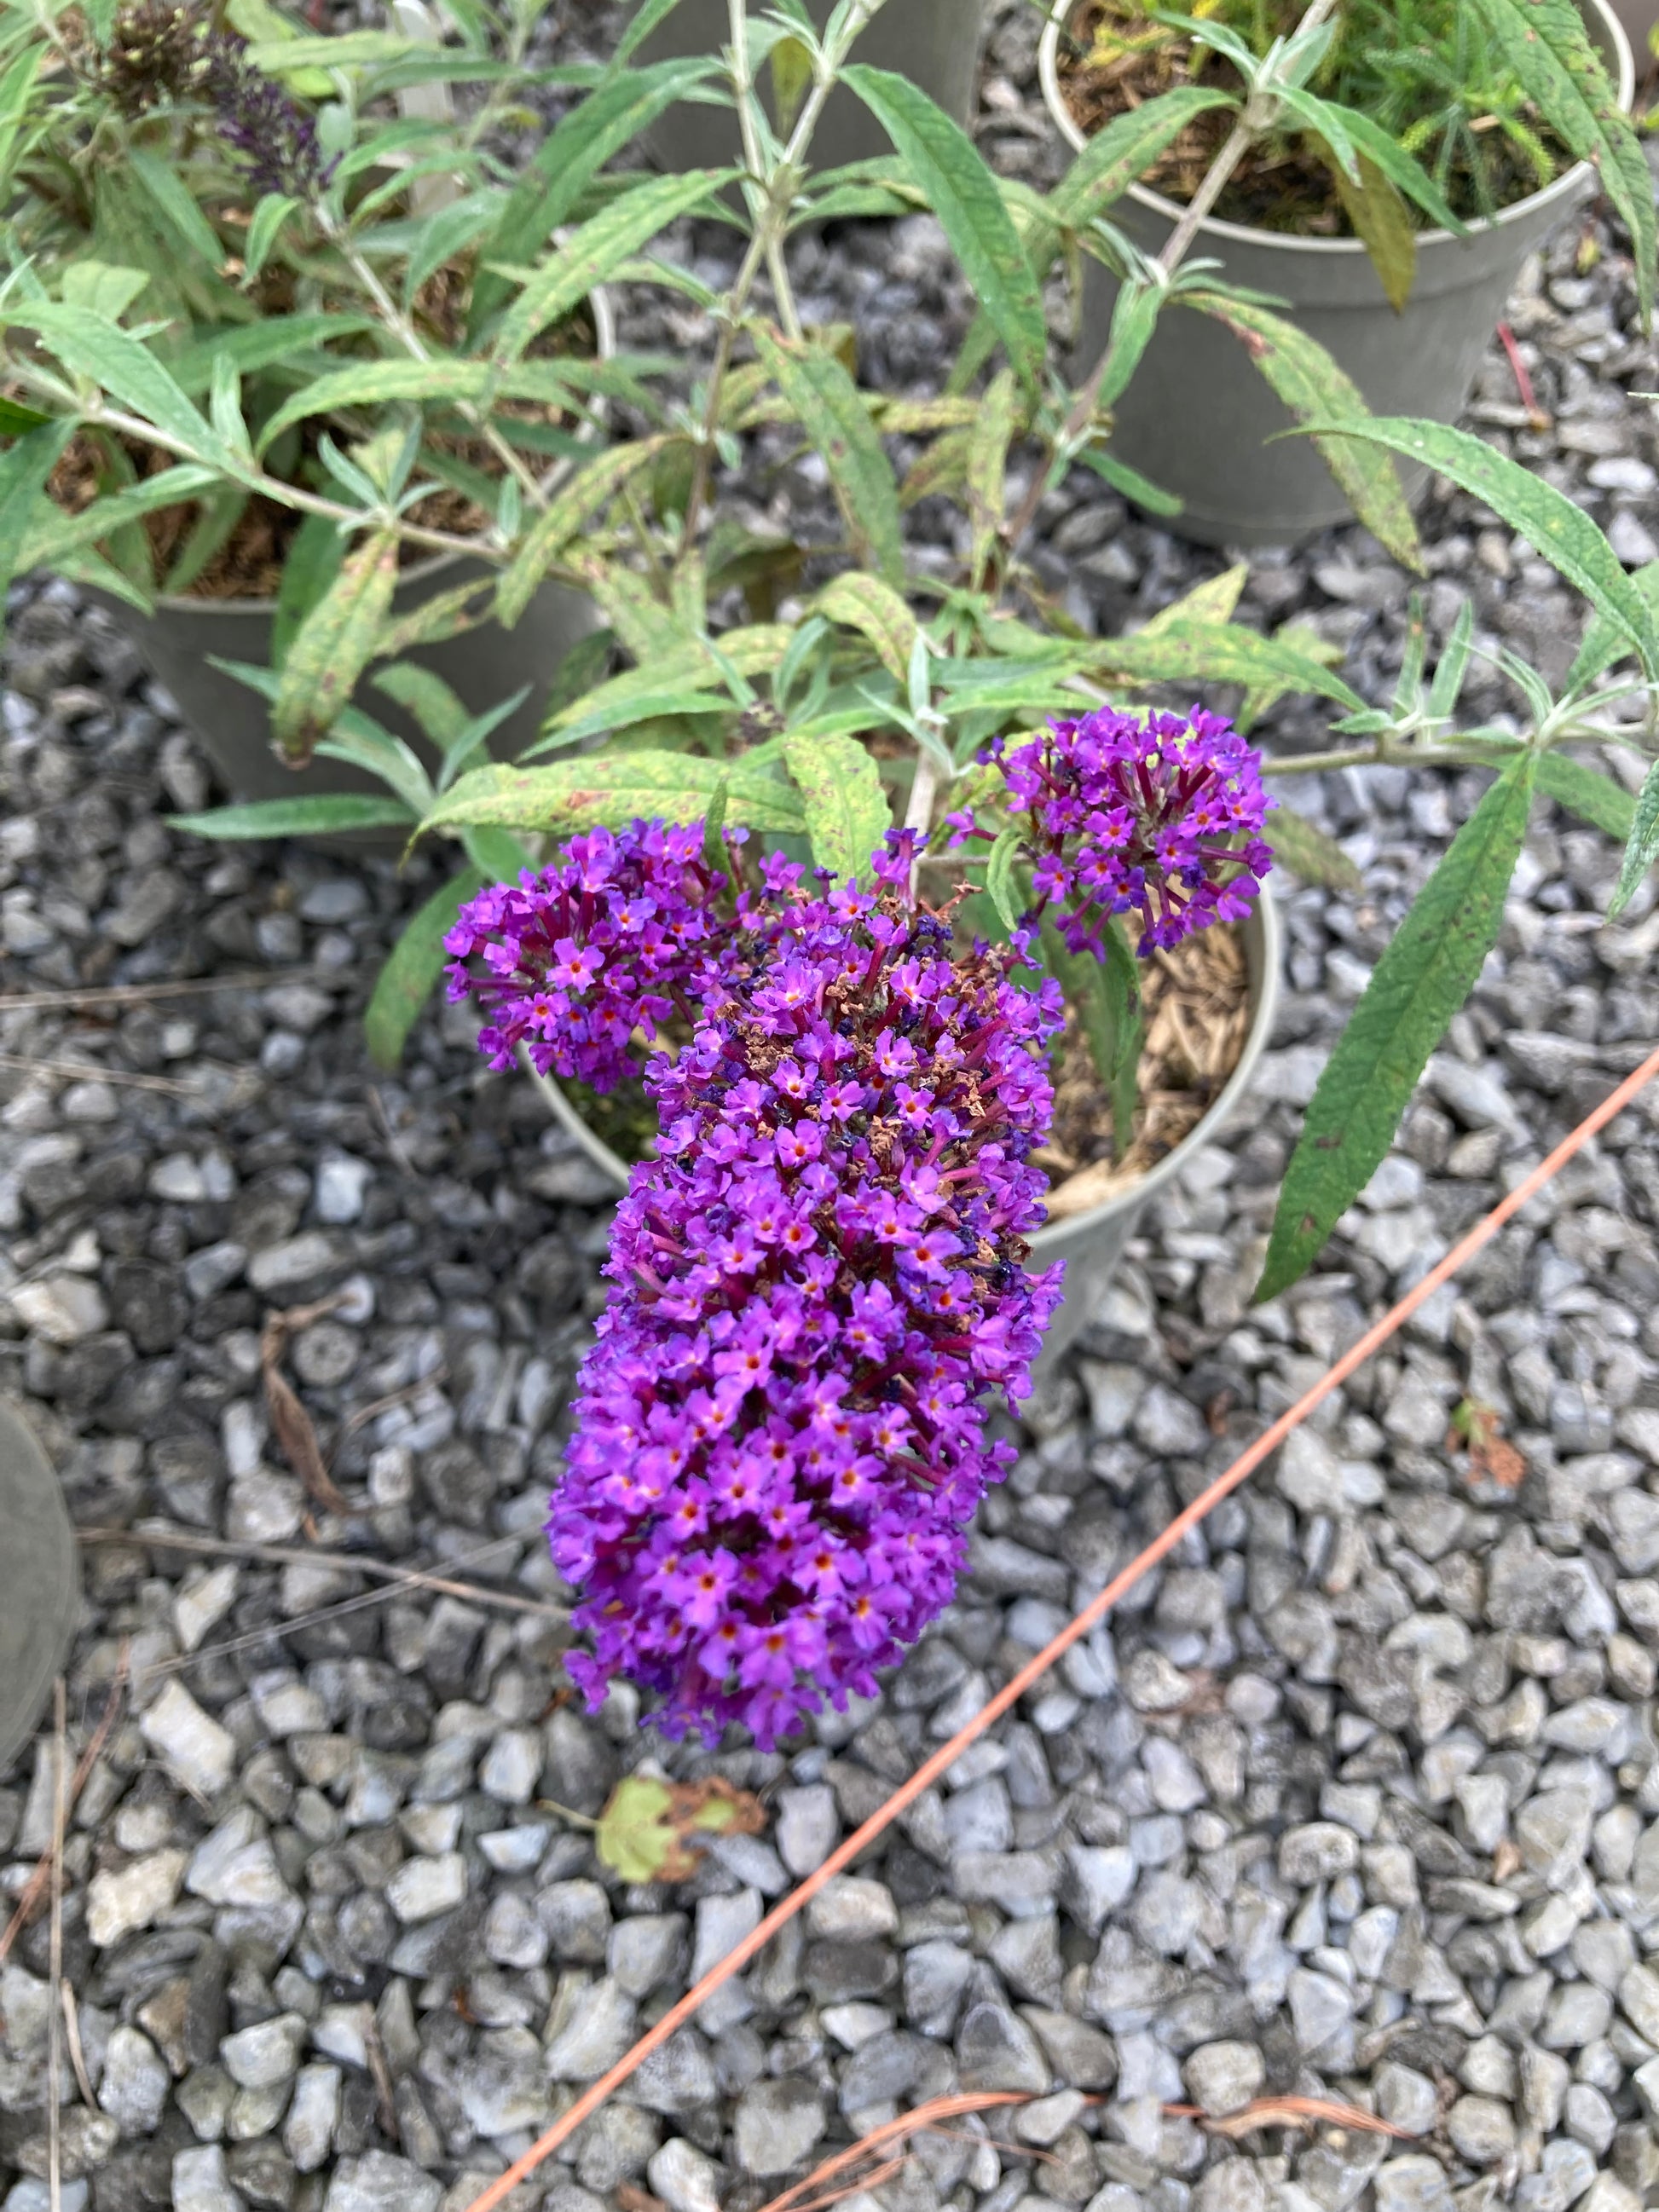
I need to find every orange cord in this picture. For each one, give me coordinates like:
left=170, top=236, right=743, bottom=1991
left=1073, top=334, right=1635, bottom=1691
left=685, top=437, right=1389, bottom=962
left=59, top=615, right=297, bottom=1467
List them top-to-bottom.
left=460, top=1037, right=1659, bottom=2212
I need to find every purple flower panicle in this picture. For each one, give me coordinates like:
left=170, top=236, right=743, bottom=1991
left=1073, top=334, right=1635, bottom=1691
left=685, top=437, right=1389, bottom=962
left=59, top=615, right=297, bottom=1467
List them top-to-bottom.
left=951, top=705, right=1274, bottom=957
left=444, top=821, right=731, bottom=1094
left=546, top=836, right=1065, bottom=1747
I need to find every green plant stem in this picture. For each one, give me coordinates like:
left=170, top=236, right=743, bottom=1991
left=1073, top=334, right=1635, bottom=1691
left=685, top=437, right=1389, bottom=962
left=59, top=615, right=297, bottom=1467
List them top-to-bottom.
left=677, top=0, right=887, bottom=553
left=728, top=0, right=803, bottom=342
left=321, top=214, right=552, bottom=515
left=11, top=367, right=539, bottom=569
left=1263, top=735, right=1523, bottom=777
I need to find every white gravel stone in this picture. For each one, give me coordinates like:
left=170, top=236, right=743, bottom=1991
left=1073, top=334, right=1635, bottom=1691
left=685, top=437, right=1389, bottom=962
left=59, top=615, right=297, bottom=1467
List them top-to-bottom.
left=8, top=1274, right=108, bottom=1343
left=139, top=1683, right=236, bottom=1799
left=86, top=1850, right=187, bottom=1948
left=384, top=1852, right=466, bottom=1924
left=804, top=1877, right=898, bottom=1941
left=220, top=2013, right=307, bottom=2091
left=97, top=2026, right=171, bottom=2135
left=282, top=2064, right=341, bottom=2173
left=647, top=2138, right=723, bottom=2212
left=171, top=2146, right=243, bottom=2212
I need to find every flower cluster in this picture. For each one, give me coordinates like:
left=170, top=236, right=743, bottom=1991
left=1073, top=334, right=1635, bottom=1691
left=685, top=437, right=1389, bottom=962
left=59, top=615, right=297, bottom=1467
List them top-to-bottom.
left=99, top=4, right=336, bottom=199
left=199, top=32, right=338, bottom=200
left=952, top=705, right=1274, bottom=957
left=444, top=821, right=732, bottom=1094
left=529, top=835, right=1065, bottom=1747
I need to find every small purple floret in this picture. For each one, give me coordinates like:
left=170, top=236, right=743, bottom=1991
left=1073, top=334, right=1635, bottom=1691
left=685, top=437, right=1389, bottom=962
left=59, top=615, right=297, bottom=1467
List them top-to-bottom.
left=951, top=705, right=1274, bottom=957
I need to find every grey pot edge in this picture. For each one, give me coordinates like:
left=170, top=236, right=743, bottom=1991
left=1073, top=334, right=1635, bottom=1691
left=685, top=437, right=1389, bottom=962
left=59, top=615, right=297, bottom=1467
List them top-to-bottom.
left=525, top=892, right=1283, bottom=1371
left=0, top=1399, right=80, bottom=1780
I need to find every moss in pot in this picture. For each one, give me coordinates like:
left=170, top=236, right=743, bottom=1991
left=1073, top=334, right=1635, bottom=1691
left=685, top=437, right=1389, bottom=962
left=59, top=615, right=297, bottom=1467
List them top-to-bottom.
left=1038, top=0, right=1648, bottom=545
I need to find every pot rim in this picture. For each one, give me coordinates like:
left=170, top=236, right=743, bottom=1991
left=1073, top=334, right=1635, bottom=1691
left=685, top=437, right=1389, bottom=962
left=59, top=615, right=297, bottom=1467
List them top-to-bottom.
left=1038, top=0, right=1633, bottom=257
left=144, top=282, right=618, bottom=620
left=523, top=889, right=1284, bottom=1252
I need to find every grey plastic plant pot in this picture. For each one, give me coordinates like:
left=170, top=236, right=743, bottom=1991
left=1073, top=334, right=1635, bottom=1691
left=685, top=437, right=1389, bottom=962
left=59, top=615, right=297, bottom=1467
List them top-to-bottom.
left=642, top=0, right=989, bottom=177
left=1038, top=0, right=1633, bottom=548
left=1609, top=0, right=1657, bottom=61
left=82, top=288, right=616, bottom=829
left=522, top=892, right=1280, bottom=1374
left=0, top=1400, right=79, bottom=1778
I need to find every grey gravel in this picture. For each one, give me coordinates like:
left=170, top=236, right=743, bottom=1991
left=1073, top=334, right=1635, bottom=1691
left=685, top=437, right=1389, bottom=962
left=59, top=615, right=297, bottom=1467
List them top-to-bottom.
left=3, top=9, right=1658, bottom=2212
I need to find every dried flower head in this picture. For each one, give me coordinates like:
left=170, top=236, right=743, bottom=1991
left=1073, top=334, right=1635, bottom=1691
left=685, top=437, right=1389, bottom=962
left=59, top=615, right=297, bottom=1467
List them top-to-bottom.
left=100, top=0, right=205, bottom=111
left=100, top=3, right=334, bottom=199
left=199, top=33, right=336, bottom=200
left=952, top=705, right=1274, bottom=956
left=540, top=834, right=1065, bottom=1747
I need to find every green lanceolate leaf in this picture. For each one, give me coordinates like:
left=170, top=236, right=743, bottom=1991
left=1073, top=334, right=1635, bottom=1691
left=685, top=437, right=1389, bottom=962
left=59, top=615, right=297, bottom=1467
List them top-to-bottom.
left=1467, top=0, right=1654, bottom=330
left=470, top=63, right=708, bottom=340
left=843, top=65, right=1046, bottom=399
left=1050, top=86, right=1234, bottom=242
left=1328, top=152, right=1417, bottom=314
left=491, top=170, right=732, bottom=364
left=1094, top=280, right=1165, bottom=414
left=1187, top=298, right=1419, bottom=569
left=13, top=306, right=234, bottom=465
left=754, top=327, right=904, bottom=587
left=256, top=360, right=500, bottom=454
left=966, top=367, right=1018, bottom=592
left=0, top=396, right=54, bottom=436
left=1296, top=414, right=1659, bottom=674
left=0, top=420, right=74, bottom=650
left=494, top=436, right=670, bottom=627
left=1077, top=443, right=1182, bottom=516
left=18, top=463, right=222, bottom=574
left=273, top=514, right=346, bottom=667
left=273, top=529, right=400, bottom=761
left=1566, top=559, right=1659, bottom=693
left=1141, top=563, right=1249, bottom=632
left=811, top=573, right=918, bottom=684
left=1098, top=618, right=1367, bottom=714
left=371, top=661, right=471, bottom=747
left=782, top=732, right=893, bottom=886
left=420, top=750, right=806, bottom=840
left=1532, top=750, right=1636, bottom=842
left=1257, top=753, right=1538, bottom=1302
left=1608, top=758, right=1659, bottom=918
left=170, top=793, right=414, bottom=839
left=1266, top=804, right=1364, bottom=893
left=985, top=824, right=1026, bottom=933
left=366, top=864, right=484, bottom=1068
left=1042, top=917, right=1142, bottom=1155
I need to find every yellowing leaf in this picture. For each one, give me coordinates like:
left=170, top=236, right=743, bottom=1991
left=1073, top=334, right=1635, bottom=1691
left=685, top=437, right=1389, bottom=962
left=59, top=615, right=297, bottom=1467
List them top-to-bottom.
left=594, top=1776, right=766, bottom=1884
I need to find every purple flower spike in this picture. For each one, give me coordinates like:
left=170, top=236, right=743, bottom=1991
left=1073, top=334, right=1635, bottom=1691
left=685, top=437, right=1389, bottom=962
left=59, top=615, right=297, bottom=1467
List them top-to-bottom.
left=956, top=706, right=1274, bottom=958
left=444, top=821, right=731, bottom=1094
left=550, top=861, right=1065, bottom=1748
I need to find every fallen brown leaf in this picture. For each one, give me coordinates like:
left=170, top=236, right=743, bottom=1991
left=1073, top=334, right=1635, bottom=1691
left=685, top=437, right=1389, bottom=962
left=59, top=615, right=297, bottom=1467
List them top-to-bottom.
left=261, top=1299, right=351, bottom=1518
left=1446, top=1399, right=1525, bottom=1491
left=1165, top=2096, right=1419, bottom=2141
left=615, top=2186, right=668, bottom=2212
